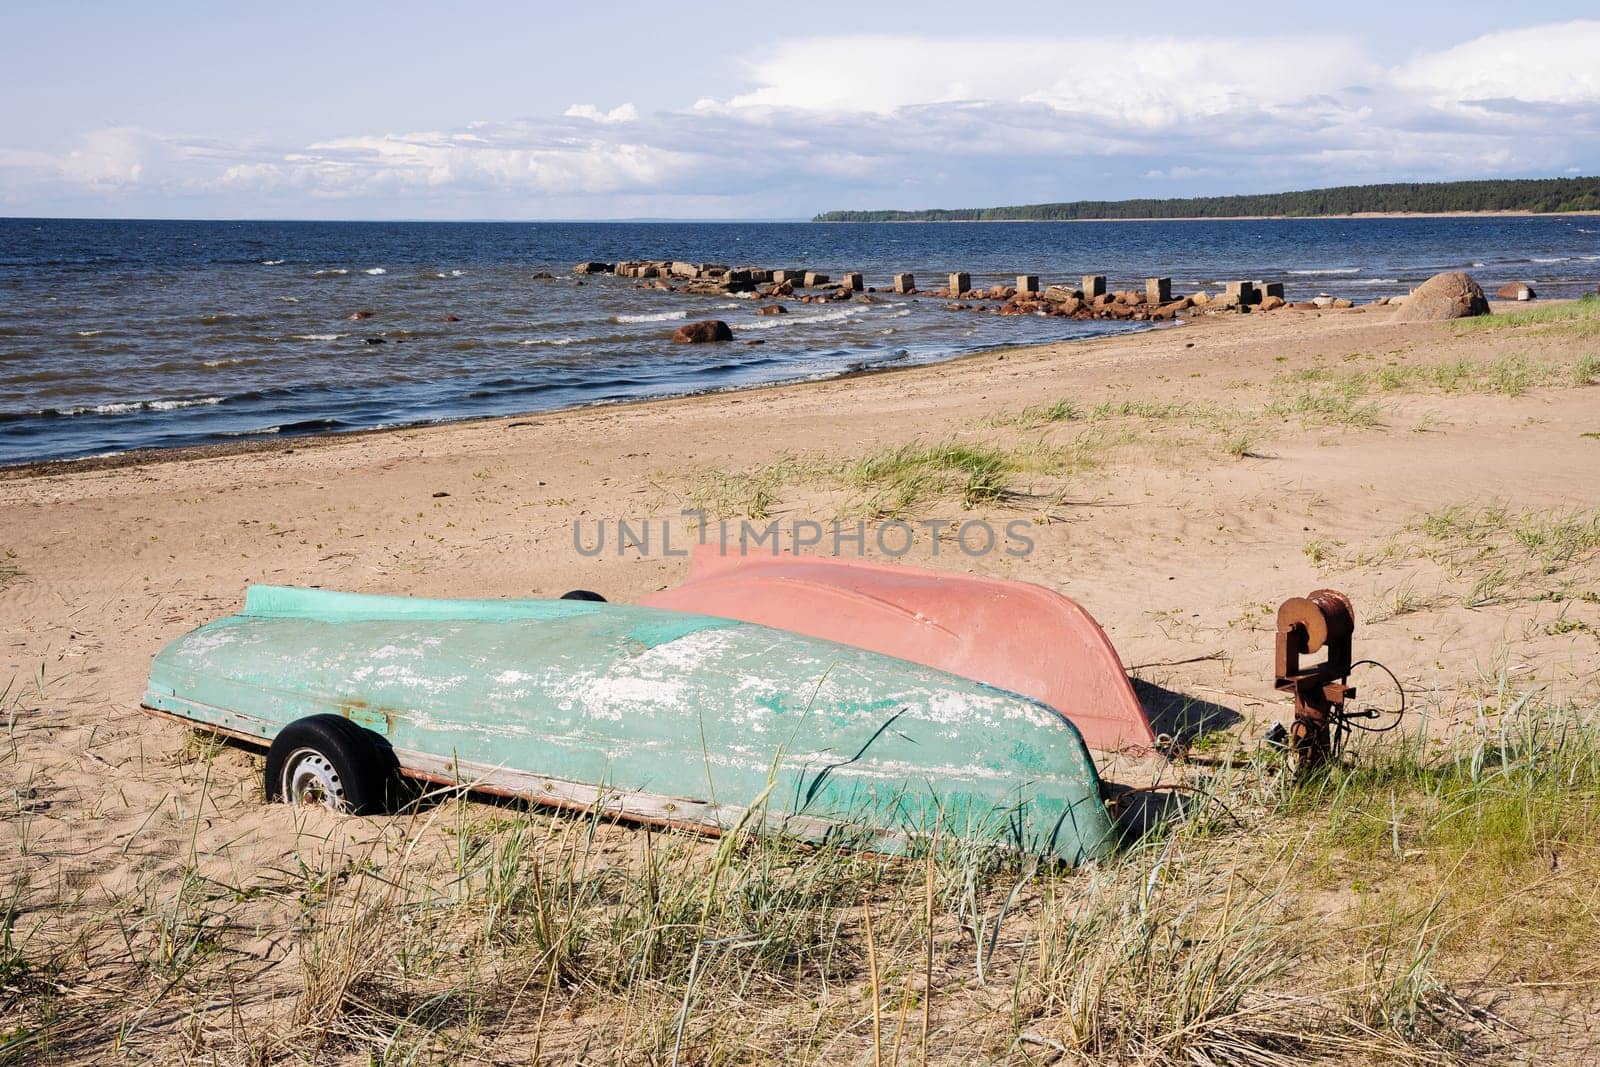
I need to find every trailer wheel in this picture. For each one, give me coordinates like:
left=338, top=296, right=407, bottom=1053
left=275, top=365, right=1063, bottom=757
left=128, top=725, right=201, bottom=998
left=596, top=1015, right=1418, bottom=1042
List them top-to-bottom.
left=560, top=589, right=607, bottom=602
left=265, top=714, right=399, bottom=815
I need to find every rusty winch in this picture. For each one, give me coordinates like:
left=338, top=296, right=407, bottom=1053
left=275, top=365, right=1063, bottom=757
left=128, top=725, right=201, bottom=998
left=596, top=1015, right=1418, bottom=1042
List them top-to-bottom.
left=1274, top=589, right=1359, bottom=769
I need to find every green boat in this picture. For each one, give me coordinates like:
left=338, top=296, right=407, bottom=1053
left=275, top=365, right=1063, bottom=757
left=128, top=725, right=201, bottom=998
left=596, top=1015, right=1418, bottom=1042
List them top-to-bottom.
left=142, top=585, right=1115, bottom=865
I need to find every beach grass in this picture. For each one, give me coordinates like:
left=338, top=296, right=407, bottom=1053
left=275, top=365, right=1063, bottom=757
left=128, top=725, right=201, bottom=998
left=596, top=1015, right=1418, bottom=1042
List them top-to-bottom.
left=1455, top=292, right=1600, bottom=336
left=1286, top=352, right=1589, bottom=398
left=844, top=439, right=1024, bottom=516
left=682, top=455, right=814, bottom=518
left=0, top=551, right=19, bottom=590
left=7, top=684, right=1597, bottom=1063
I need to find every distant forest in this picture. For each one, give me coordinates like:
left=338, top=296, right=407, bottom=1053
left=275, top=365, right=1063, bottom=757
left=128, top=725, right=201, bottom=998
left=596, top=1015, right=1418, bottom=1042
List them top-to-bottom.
left=812, top=177, right=1600, bottom=222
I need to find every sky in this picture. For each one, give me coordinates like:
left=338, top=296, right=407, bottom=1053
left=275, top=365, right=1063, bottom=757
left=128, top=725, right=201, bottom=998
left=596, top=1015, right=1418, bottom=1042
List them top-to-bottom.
left=2, top=1, right=1599, bottom=220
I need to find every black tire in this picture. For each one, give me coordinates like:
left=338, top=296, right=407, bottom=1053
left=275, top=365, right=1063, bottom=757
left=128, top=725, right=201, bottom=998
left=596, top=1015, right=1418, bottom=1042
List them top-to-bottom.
left=560, top=589, right=607, bottom=602
left=264, top=714, right=400, bottom=816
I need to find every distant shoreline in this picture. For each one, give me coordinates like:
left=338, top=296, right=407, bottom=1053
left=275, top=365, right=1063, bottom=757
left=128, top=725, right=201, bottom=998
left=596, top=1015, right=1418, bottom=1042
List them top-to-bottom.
left=815, top=210, right=1600, bottom=224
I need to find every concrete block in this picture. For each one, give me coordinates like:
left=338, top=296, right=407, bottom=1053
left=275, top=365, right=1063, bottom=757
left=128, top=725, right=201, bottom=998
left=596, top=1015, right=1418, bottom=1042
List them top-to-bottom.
left=803, top=271, right=830, bottom=288
left=843, top=271, right=864, bottom=291
left=948, top=272, right=971, bottom=294
left=893, top=273, right=916, bottom=294
left=1016, top=274, right=1039, bottom=294
left=1081, top=275, right=1107, bottom=299
left=1145, top=277, right=1172, bottom=304
left=1225, top=280, right=1257, bottom=303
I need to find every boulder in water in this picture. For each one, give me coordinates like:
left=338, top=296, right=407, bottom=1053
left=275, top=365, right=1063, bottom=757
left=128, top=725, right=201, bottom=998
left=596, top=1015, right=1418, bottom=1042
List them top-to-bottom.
left=1390, top=272, right=1490, bottom=322
left=1495, top=281, right=1536, bottom=301
left=672, top=320, right=733, bottom=344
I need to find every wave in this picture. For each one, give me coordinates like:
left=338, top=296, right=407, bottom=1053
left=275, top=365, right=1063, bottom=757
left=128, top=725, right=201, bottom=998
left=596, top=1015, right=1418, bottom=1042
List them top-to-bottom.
left=1531, top=257, right=1567, bottom=264
left=261, top=259, right=285, bottom=266
left=363, top=267, right=387, bottom=275
left=1287, top=267, right=1361, bottom=275
left=313, top=268, right=349, bottom=277
left=432, top=269, right=467, bottom=278
left=736, top=306, right=864, bottom=331
left=791, top=307, right=860, bottom=326
left=613, top=310, right=688, bottom=323
left=737, top=316, right=791, bottom=331
left=73, top=329, right=103, bottom=337
left=291, top=333, right=343, bottom=342
left=517, top=337, right=577, bottom=346
left=202, top=358, right=241, bottom=368
left=26, top=396, right=227, bottom=419
left=151, top=397, right=224, bottom=411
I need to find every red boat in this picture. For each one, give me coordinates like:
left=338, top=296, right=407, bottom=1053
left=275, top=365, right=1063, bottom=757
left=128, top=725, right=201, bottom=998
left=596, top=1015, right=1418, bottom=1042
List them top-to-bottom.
left=631, top=546, right=1156, bottom=752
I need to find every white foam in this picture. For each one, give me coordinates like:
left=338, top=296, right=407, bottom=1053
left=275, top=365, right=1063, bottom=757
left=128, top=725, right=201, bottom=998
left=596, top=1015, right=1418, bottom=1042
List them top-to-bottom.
left=1531, top=257, right=1566, bottom=263
left=261, top=259, right=285, bottom=266
left=364, top=267, right=387, bottom=275
left=1287, top=267, right=1360, bottom=275
left=313, top=268, right=349, bottom=277
left=279, top=296, right=299, bottom=303
left=792, top=307, right=859, bottom=326
left=614, top=310, right=688, bottom=323
left=73, top=329, right=103, bottom=337
left=292, top=333, right=343, bottom=341
left=517, top=337, right=577, bottom=346
left=202, top=358, right=241, bottom=368
left=55, top=396, right=226, bottom=417
left=149, top=397, right=224, bottom=411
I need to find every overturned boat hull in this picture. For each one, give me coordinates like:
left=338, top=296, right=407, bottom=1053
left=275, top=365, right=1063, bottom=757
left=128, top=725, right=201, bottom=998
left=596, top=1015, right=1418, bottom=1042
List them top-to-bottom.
left=639, top=547, right=1156, bottom=752
left=144, top=586, right=1115, bottom=865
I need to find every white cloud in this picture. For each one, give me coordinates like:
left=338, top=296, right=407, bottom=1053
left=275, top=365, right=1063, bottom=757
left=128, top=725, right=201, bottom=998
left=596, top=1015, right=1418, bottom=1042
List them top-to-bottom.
left=1393, top=20, right=1600, bottom=107
left=5, top=22, right=1599, bottom=217
left=729, top=33, right=1380, bottom=128
left=563, top=102, right=640, bottom=124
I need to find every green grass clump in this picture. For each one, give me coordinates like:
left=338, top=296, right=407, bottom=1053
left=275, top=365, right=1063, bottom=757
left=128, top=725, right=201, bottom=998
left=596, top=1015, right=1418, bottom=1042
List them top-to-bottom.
left=1455, top=292, right=1600, bottom=337
left=1289, top=353, right=1572, bottom=398
left=1572, top=353, right=1600, bottom=386
left=1272, top=389, right=1385, bottom=427
left=992, top=397, right=1081, bottom=427
left=1087, top=398, right=1192, bottom=421
left=846, top=439, right=1022, bottom=516
left=684, top=455, right=811, bottom=518
left=1295, top=699, right=1600, bottom=977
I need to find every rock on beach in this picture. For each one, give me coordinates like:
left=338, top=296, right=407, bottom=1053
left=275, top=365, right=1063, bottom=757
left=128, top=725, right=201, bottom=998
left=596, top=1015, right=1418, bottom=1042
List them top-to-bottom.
left=1391, top=271, right=1490, bottom=322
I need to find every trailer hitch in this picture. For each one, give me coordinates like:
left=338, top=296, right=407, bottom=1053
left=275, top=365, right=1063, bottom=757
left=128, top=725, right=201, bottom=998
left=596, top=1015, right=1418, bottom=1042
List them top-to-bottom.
left=1273, top=589, right=1356, bottom=770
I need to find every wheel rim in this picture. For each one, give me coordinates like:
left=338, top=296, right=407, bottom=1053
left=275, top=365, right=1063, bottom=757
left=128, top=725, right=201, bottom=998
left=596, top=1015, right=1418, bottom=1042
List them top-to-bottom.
left=282, top=747, right=348, bottom=811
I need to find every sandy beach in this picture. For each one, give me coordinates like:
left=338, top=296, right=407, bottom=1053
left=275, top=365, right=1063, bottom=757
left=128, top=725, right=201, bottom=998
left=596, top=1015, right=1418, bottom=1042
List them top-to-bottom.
left=5, top=298, right=1600, bottom=1061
